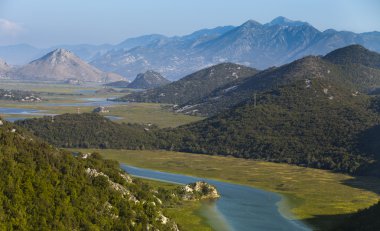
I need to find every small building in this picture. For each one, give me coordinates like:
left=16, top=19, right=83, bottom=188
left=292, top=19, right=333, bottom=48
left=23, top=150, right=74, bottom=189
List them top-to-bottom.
left=93, top=106, right=109, bottom=113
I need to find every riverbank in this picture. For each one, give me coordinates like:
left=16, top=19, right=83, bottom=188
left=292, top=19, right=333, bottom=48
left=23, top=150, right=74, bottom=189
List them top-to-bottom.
left=71, top=149, right=380, bottom=230
left=122, top=164, right=309, bottom=231
left=137, top=178, right=214, bottom=231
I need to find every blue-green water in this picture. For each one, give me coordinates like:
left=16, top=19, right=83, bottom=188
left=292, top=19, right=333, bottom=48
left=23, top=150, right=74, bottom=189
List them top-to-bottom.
left=121, top=164, right=310, bottom=231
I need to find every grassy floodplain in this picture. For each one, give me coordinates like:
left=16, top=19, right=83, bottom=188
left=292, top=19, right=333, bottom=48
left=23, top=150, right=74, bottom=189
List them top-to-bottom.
left=0, top=79, right=203, bottom=127
left=0, top=100, right=202, bottom=128
left=71, top=149, right=380, bottom=230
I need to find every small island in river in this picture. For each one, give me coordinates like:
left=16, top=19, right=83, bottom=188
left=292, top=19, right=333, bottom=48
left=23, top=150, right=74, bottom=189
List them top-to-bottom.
left=178, top=181, right=220, bottom=201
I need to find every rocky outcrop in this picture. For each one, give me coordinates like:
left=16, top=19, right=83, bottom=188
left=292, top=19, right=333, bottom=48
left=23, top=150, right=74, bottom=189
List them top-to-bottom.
left=85, top=168, right=138, bottom=203
left=179, top=181, right=220, bottom=201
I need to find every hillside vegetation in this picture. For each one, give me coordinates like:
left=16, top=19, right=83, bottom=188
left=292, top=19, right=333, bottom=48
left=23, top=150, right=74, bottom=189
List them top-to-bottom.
left=172, top=45, right=380, bottom=116
left=16, top=46, right=380, bottom=176
left=118, top=63, right=258, bottom=105
left=16, top=113, right=159, bottom=149
left=0, top=119, right=179, bottom=230
left=333, top=201, right=380, bottom=231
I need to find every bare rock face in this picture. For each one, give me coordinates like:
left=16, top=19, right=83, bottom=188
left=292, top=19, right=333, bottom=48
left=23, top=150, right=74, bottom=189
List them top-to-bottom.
left=11, top=48, right=125, bottom=83
left=179, top=181, right=220, bottom=200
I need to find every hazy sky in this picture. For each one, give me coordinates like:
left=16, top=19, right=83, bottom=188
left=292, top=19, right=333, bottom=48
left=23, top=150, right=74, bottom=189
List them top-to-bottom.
left=0, top=0, right=379, bottom=47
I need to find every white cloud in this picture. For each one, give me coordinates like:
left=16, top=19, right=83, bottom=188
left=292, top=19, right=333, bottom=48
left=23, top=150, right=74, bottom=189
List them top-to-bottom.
left=0, top=18, right=23, bottom=36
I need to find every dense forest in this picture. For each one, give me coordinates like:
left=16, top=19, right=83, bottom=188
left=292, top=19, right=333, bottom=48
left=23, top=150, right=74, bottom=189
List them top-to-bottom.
left=16, top=113, right=160, bottom=149
left=0, top=118, right=179, bottom=230
left=333, top=201, right=380, bottom=231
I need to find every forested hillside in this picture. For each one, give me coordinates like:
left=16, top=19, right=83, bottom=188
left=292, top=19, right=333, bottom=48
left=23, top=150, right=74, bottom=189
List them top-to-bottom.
left=176, top=45, right=380, bottom=116
left=16, top=46, right=380, bottom=176
left=118, top=63, right=258, bottom=106
left=171, top=78, right=380, bottom=175
left=15, top=113, right=160, bottom=149
left=0, top=118, right=178, bottom=230
left=333, top=201, right=380, bottom=231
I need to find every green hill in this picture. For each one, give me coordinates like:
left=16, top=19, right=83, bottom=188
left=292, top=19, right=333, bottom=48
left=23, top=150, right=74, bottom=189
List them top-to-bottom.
left=324, top=44, right=380, bottom=70
left=177, top=45, right=380, bottom=116
left=117, top=63, right=258, bottom=106
left=170, top=77, right=379, bottom=175
left=15, top=113, right=159, bottom=149
left=0, top=118, right=178, bottom=230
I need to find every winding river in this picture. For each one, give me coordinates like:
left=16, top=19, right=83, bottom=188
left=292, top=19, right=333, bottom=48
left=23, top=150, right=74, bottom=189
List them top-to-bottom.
left=121, top=164, right=310, bottom=231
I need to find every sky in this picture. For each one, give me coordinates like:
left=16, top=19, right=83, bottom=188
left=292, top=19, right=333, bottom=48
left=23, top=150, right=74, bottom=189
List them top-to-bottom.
left=0, top=0, right=379, bottom=47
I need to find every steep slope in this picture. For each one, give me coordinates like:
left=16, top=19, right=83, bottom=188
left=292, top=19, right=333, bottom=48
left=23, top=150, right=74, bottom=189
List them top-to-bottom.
left=91, top=17, right=380, bottom=79
left=197, top=18, right=320, bottom=68
left=91, top=26, right=235, bottom=80
left=324, top=44, right=380, bottom=69
left=180, top=45, right=380, bottom=116
left=11, top=49, right=124, bottom=83
left=118, top=63, right=258, bottom=105
left=127, top=70, right=170, bottom=89
left=171, top=77, right=380, bottom=175
left=104, top=80, right=131, bottom=88
left=0, top=118, right=178, bottom=230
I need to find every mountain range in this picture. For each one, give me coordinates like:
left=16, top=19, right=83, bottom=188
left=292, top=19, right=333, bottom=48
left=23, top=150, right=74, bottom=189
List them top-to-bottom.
left=90, top=16, right=380, bottom=80
left=1, top=17, right=379, bottom=80
left=17, top=45, right=380, bottom=177
left=118, top=45, right=380, bottom=116
left=8, top=49, right=125, bottom=83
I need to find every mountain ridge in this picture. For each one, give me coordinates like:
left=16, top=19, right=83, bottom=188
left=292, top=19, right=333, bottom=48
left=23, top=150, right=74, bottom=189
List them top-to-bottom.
left=91, top=17, right=380, bottom=79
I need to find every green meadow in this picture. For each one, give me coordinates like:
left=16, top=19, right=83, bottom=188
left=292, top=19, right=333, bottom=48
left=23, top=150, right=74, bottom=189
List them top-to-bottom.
left=72, top=149, right=380, bottom=230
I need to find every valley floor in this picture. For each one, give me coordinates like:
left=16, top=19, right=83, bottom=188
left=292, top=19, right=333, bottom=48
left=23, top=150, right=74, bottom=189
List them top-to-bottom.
left=0, top=80, right=203, bottom=128
left=71, top=149, right=380, bottom=230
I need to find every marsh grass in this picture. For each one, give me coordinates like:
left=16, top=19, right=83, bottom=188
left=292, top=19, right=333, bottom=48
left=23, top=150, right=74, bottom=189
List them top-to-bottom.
left=72, top=149, right=380, bottom=230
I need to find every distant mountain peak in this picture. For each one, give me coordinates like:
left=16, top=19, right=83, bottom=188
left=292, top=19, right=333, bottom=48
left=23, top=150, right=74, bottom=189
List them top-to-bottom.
left=266, top=16, right=309, bottom=27
left=241, top=19, right=262, bottom=28
left=36, top=48, right=76, bottom=65
left=47, top=48, right=72, bottom=57
left=13, top=49, right=124, bottom=82
left=128, top=70, right=170, bottom=89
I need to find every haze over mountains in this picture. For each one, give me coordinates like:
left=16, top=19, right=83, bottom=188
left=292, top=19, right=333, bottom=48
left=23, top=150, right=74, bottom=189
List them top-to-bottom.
left=1, top=17, right=379, bottom=80
left=9, top=49, right=125, bottom=83
left=0, top=59, right=10, bottom=78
